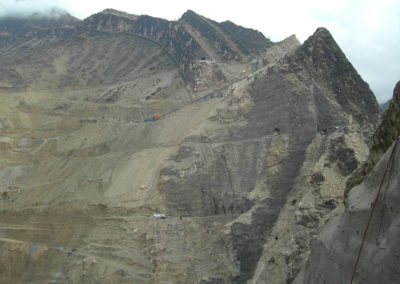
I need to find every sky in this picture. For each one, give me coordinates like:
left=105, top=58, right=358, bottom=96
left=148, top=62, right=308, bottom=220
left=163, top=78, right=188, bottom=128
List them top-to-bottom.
left=0, top=0, right=399, bottom=103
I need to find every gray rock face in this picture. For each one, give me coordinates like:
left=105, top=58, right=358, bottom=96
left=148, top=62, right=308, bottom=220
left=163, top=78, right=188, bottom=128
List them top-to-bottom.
left=84, top=9, right=272, bottom=85
left=180, top=10, right=242, bottom=61
left=181, top=10, right=272, bottom=58
left=83, top=11, right=205, bottom=84
left=158, top=27, right=380, bottom=283
left=227, top=28, right=380, bottom=283
left=287, top=28, right=380, bottom=125
left=229, top=72, right=317, bottom=283
left=301, top=81, right=400, bottom=284
left=346, top=81, right=400, bottom=194
left=302, top=140, right=400, bottom=284
left=161, top=142, right=256, bottom=217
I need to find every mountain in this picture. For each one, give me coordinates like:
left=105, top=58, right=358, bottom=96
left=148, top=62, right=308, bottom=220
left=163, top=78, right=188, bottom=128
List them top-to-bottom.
left=0, top=9, right=383, bottom=284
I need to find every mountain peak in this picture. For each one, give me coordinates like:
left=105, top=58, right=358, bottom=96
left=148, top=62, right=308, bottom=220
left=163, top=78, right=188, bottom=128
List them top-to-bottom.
left=98, top=8, right=139, bottom=20
left=181, top=9, right=199, bottom=18
left=288, top=27, right=380, bottom=124
left=304, top=27, right=337, bottom=49
left=314, top=27, right=331, bottom=36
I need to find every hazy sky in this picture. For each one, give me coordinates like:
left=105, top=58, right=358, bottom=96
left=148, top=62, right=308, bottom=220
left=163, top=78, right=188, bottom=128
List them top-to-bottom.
left=0, top=0, right=399, bottom=103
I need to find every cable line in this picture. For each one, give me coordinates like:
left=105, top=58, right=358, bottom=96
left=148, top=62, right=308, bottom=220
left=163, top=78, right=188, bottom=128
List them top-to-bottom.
left=350, top=138, right=399, bottom=284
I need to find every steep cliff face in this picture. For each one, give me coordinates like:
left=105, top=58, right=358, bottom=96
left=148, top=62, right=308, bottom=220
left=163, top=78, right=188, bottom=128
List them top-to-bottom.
left=0, top=9, right=382, bottom=284
left=0, top=9, right=284, bottom=90
left=84, top=9, right=274, bottom=86
left=83, top=10, right=205, bottom=84
left=180, top=10, right=272, bottom=60
left=180, top=10, right=242, bottom=61
left=219, top=20, right=272, bottom=55
left=157, top=27, right=379, bottom=283
left=286, top=28, right=380, bottom=125
left=248, top=32, right=382, bottom=283
left=346, top=81, right=400, bottom=193
left=297, top=82, right=400, bottom=284
left=299, top=84, right=400, bottom=282
left=304, top=142, right=399, bottom=284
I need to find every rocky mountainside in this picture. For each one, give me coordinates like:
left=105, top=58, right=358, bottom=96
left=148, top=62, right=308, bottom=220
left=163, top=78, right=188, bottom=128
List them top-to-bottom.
left=0, top=9, right=384, bottom=284
left=300, top=81, right=400, bottom=284
left=346, top=82, right=400, bottom=194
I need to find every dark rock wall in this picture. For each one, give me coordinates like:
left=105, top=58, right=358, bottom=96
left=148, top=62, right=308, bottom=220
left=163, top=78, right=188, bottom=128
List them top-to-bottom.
left=1, top=9, right=274, bottom=86
left=84, top=10, right=274, bottom=84
left=180, top=10, right=240, bottom=61
left=181, top=11, right=272, bottom=59
left=84, top=12, right=205, bottom=83
left=219, top=20, right=273, bottom=55
left=159, top=26, right=382, bottom=282
left=288, top=28, right=380, bottom=125
left=230, top=70, right=318, bottom=283
left=236, top=72, right=292, bottom=139
left=302, top=81, right=400, bottom=283
left=346, top=81, right=400, bottom=194
left=310, top=82, right=348, bottom=131
left=303, top=140, right=400, bottom=284
left=160, top=141, right=260, bottom=217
